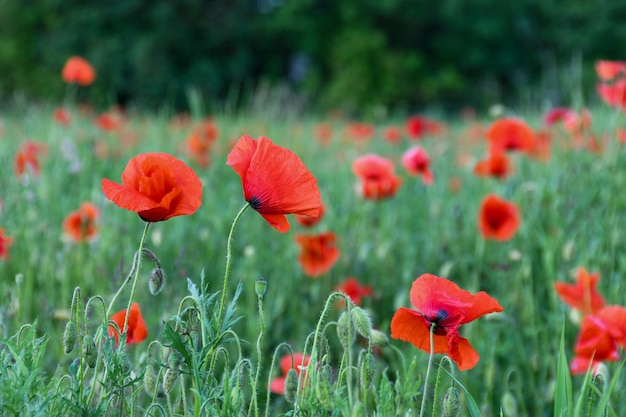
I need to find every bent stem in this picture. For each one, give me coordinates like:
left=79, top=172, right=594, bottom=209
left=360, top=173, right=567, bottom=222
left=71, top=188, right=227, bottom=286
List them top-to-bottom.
left=216, top=202, right=250, bottom=326
left=122, top=222, right=151, bottom=333
left=420, top=324, right=436, bottom=417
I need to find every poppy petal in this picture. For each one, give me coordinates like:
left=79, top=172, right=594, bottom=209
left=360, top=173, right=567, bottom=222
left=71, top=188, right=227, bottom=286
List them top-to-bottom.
left=463, top=291, right=504, bottom=324
left=390, top=307, right=449, bottom=354
left=447, top=334, right=480, bottom=371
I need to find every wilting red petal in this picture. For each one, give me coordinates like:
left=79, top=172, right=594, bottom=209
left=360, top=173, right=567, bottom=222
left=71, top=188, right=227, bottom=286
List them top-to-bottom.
left=227, top=135, right=322, bottom=233
left=102, top=152, right=202, bottom=222
left=478, top=194, right=520, bottom=241
left=554, top=267, right=605, bottom=315
left=108, top=303, right=148, bottom=345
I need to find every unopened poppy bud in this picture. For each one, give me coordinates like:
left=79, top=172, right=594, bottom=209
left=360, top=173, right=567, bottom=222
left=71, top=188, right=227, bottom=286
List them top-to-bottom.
left=148, top=267, right=166, bottom=295
left=255, top=277, right=267, bottom=298
left=350, top=307, right=372, bottom=339
left=337, top=311, right=355, bottom=349
left=63, top=321, right=77, bottom=354
left=370, top=329, right=389, bottom=347
left=82, top=334, right=97, bottom=368
left=168, top=350, right=183, bottom=369
left=360, top=352, right=375, bottom=390
left=593, top=363, right=609, bottom=394
left=144, top=364, right=157, bottom=397
left=316, top=364, right=334, bottom=409
left=163, top=368, right=178, bottom=394
left=284, top=368, right=299, bottom=403
left=231, top=386, right=244, bottom=411
left=442, top=386, right=461, bottom=417
left=500, top=391, right=518, bottom=417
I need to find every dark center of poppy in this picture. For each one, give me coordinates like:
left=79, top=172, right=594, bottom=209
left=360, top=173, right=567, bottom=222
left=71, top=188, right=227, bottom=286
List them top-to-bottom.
left=248, top=196, right=262, bottom=210
left=425, top=309, right=449, bottom=335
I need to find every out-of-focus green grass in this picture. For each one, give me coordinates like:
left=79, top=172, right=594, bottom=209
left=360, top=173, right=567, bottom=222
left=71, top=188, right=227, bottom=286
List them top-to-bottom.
left=1, top=102, right=626, bottom=415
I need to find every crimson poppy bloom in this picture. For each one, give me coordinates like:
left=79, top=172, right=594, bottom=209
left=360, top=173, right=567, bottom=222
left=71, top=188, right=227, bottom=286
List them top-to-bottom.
left=61, top=56, right=96, bottom=86
left=595, top=60, right=626, bottom=81
left=597, top=80, right=626, bottom=109
left=53, top=108, right=72, bottom=126
left=543, top=108, right=576, bottom=127
left=406, top=116, right=445, bottom=140
left=487, top=118, right=536, bottom=154
left=185, top=120, right=219, bottom=168
left=345, top=122, right=375, bottom=142
left=227, top=135, right=322, bottom=233
left=14, top=141, right=48, bottom=177
left=401, top=146, right=434, bottom=185
left=102, top=152, right=203, bottom=222
left=473, top=152, right=512, bottom=179
left=352, top=154, right=402, bottom=200
left=478, top=194, right=521, bottom=241
left=63, top=202, right=100, bottom=243
left=295, top=203, right=325, bottom=228
left=0, top=228, right=13, bottom=260
left=295, top=232, right=340, bottom=277
left=554, top=267, right=605, bottom=315
left=390, top=274, right=503, bottom=370
left=335, top=277, right=373, bottom=306
left=108, top=303, right=148, bottom=345
left=270, top=353, right=311, bottom=394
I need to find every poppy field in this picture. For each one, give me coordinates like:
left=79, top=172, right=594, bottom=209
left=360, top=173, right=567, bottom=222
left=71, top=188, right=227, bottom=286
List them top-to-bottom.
left=2, top=59, right=626, bottom=417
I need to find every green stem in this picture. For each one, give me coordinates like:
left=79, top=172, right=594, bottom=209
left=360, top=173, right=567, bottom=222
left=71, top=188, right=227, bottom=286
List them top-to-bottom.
left=216, top=203, right=250, bottom=326
left=122, top=222, right=151, bottom=334
left=248, top=294, right=265, bottom=417
left=419, top=324, right=436, bottom=417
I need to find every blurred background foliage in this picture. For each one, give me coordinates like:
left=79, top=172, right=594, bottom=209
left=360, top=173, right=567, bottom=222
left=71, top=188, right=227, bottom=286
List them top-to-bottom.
left=1, top=0, right=626, bottom=114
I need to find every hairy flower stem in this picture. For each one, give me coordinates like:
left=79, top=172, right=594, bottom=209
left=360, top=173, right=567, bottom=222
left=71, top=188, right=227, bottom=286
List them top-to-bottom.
left=216, top=203, right=250, bottom=327
left=122, top=222, right=151, bottom=334
left=248, top=293, right=265, bottom=417
left=420, top=324, right=436, bottom=417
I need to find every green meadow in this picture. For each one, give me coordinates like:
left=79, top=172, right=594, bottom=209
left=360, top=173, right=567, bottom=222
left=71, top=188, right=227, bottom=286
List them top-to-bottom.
left=1, top=98, right=626, bottom=416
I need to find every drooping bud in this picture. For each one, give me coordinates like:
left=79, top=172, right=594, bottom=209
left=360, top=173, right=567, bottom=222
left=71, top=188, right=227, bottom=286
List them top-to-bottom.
left=148, top=267, right=166, bottom=295
left=255, top=277, right=267, bottom=298
left=350, top=307, right=372, bottom=339
left=336, top=311, right=355, bottom=350
left=63, top=321, right=78, bottom=354
left=370, top=329, right=389, bottom=347
left=82, top=334, right=98, bottom=368
left=360, top=352, right=376, bottom=390
left=593, top=363, right=609, bottom=394
left=144, top=364, right=157, bottom=397
left=316, top=364, right=334, bottom=409
left=163, top=368, right=179, bottom=394
left=284, top=368, right=299, bottom=403
left=230, top=386, right=244, bottom=412
left=442, top=386, right=461, bottom=417
left=500, top=391, right=518, bottom=417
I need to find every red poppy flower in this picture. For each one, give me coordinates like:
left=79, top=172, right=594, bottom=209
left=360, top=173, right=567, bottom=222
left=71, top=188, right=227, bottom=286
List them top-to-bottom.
left=61, top=56, right=96, bottom=86
left=595, top=60, right=626, bottom=81
left=597, top=80, right=626, bottom=109
left=53, top=108, right=72, bottom=126
left=406, top=116, right=445, bottom=140
left=486, top=118, right=536, bottom=154
left=185, top=120, right=219, bottom=168
left=345, top=122, right=375, bottom=142
left=382, top=126, right=403, bottom=144
left=227, top=135, right=322, bottom=233
left=14, top=141, right=48, bottom=177
left=401, top=146, right=434, bottom=185
left=102, top=152, right=203, bottom=222
left=473, top=152, right=512, bottom=179
left=352, top=154, right=402, bottom=200
left=478, top=194, right=521, bottom=241
left=63, top=202, right=100, bottom=243
left=295, top=203, right=325, bottom=228
left=0, top=228, right=13, bottom=260
left=295, top=232, right=340, bottom=277
left=554, top=267, right=605, bottom=315
left=390, top=274, right=503, bottom=371
left=335, top=277, right=373, bottom=306
left=108, top=303, right=148, bottom=345
left=570, top=314, right=620, bottom=374
left=270, top=353, right=311, bottom=394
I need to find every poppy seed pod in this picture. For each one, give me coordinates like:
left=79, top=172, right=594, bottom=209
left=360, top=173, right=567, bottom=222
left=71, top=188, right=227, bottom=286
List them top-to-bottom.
left=148, top=267, right=166, bottom=295
left=255, top=277, right=267, bottom=298
left=350, top=307, right=372, bottom=339
left=336, top=311, right=355, bottom=350
left=63, top=321, right=77, bottom=354
left=82, top=334, right=97, bottom=368
left=163, top=368, right=178, bottom=394
left=284, top=368, right=299, bottom=403
left=442, top=386, right=461, bottom=417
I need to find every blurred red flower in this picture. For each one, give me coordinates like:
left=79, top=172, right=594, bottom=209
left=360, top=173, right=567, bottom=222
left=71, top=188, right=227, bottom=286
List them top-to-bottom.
left=61, top=56, right=96, bottom=86
left=595, top=60, right=626, bottom=81
left=597, top=80, right=626, bottom=109
left=543, top=107, right=576, bottom=127
left=53, top=108, right=72, bottom=126
left=406, top=116, right=445, bottom=140
left=487, top=118, right=536, bottom=154
left=185, top=119, right=219, bottom=168
left=345, top=122, right=375, bottom=142
left=382, top=126, right=403, bottom=144
left=227, top=135, right=322, bottom=233
left=14, top=141, right=48, bottom=177
left=401, top=146, right=434, bottom=185
left=102, top=152, right=203, bottom=222
left=473, top=152, right=512, bottom=179
left=352, top=154, right=402, bottom=200
left=478, top=194, right=520, bottom=241
left=63, top=202, right=100, bottom=243
left=295, top=203, right=325, bottom=228
left=0, top=228, right=13, bottom=260
left=295, top=232, right=340, bottom=277
left=554, top=267, right=605, bottom=315
left=390, top=274, right=503, bottom=370
left=335, top=277, right=373, bottom=306
left=108, top=303, right=148, bottom=345
left=270, top=353, right=311, bottom=394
